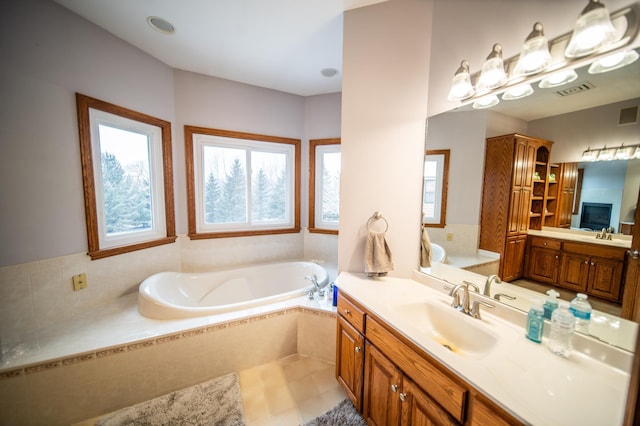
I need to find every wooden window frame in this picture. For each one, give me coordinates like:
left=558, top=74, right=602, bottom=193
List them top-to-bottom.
left=76, top=93, right=176, bottom=260
left=184, top=126, right=301, bottom=239
left=309, top=138, right=341, bottom=235
left=422, top=149, right=450, bottom=228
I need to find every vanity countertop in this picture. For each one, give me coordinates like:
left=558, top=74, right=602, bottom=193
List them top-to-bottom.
left=528, top=228, right=632, bottom=249
left=335, top=271, right=633, bottom=426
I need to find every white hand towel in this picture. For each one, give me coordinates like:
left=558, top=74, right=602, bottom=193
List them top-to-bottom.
left=420, top=227, right=432, bottom=268
left=365, top=230, right=394, bottom=277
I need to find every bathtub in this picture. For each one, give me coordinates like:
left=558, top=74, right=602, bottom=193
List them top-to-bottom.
left=431, top=243, right=447, bottom=263
left=138, top=261, right=329, bottom=319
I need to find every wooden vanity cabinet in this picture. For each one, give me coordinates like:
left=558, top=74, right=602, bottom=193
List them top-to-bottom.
left=479, top=134, right=552, bottom=282
left=525, top=236, right=561, bottom=284
left=559, top=242, right=626, bottom=302
left=336, top=291, right=523, bottom=425
left=336, top=296, right=366, bottom=410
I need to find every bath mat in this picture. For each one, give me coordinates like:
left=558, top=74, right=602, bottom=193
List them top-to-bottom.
left=96, top=372, right=245, bottom=426
left=303, top=398, right=367, bottom=426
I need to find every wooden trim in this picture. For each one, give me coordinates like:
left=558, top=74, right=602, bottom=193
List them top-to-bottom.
left=76, top=93, right=176, bottom=259
left=184, top=125, right=302, bottom=239
left=309, top=138, right=341, bottom=234
left=423, top=149, right=449, bottom=228
left=573, top=168, right=584, bottom=215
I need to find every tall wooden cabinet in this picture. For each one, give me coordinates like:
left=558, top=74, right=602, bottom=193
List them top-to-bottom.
left=480, top=134, right=553, bottom=282
left=554, top=162, right=579, bottom=228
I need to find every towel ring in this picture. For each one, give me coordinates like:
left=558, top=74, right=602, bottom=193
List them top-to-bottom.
left=367, top=211, right=389, bottom=233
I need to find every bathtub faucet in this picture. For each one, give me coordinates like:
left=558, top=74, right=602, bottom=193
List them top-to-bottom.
left=305, top=274, right=328, bottom=299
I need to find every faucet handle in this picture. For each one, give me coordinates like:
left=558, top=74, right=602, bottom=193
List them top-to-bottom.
left=463, top=281, right=480, bottom=293
left=494, top=293, right=516, bottom=301
left=470, top=300, right=495, bottom=319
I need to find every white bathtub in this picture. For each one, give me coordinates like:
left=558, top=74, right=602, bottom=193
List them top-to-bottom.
left=431, top=243, right=447, bottom=263
left=138, top=261, right=329, bottom=319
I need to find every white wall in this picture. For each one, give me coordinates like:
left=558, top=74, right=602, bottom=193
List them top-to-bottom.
left=0, top=0, right=176, bottom=266
left=339, top=0, right=432, bottom=277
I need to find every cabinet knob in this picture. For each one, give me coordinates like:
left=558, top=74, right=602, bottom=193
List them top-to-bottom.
left=543, top=242, right=547, bottom=246
left=555, top=255, right=559, bottom=259
left=584, top=260, right=589, bottom=264
left=591, top=262, right=595, bottom=266
left=344, top=309, right=350, bottom=315
left=355, top=346, right=361, bottom=353
left=391, top=384, right=398, bottom=393
left=399, top=392, right=407, bottom=402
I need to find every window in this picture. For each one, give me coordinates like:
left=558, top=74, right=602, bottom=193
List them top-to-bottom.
left=76, top=94, right=176, bottom=259
left=185, top=126, right=300, bottom=238
left=309, top=138, right=341, bottom=234
left=422, top=149, right=449, bottom=228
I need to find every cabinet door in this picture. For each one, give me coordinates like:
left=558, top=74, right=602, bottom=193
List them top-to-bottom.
left=502, top=236, right=526, bottom=282
left=527, top=247, right=559, bottom=284
left=558, top=252, right=589, bottom=292
left=587, top=257, right=624, bottom=302
left=336, top=315, right=365, bottom=411
left=363, top=342, right=402, bottom=426
left=400, top=377, right=457, bottom=426
left=470, top=395, right=520, bottom=426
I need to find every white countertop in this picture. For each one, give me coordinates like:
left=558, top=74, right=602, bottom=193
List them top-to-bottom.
left=528, top=227, right=632, bottom=249
left=335, top=272, right=632, bottom=426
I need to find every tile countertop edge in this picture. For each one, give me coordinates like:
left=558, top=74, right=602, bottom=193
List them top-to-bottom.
left=334, top=271, right=632, bottom=426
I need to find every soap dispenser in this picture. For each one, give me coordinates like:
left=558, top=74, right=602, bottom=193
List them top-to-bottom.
left=543, top=289, right=559, bottom=320
left=526, top=298, right=545, bottom=344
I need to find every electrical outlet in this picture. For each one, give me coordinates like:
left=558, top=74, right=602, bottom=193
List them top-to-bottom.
left=446, top=233, right=454, bottom=241
left=72, top=273, right=88, bottom=291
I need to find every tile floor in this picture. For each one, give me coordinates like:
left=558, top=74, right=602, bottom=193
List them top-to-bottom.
left=77, top=354, right=346, bottom=425
left=239, top=354, right=346, bottom=425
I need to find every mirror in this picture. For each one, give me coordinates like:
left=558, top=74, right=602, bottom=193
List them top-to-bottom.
left=420, top=47, right=640, bottom=352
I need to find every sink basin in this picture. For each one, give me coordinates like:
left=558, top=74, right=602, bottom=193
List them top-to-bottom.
left=394, top=301, right=498, bottom=359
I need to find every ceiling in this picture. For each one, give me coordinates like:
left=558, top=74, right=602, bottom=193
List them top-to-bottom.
left=53, top=0, right=386, bottom=97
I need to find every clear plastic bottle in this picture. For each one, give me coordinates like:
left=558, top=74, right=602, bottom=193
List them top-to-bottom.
left=543, top=289, right=559, bottom=320
left=569, top=293, right=592, bottom=334
left=526, top=298, right=545, bottom=343
left=548, top=301, right=575, bottom=358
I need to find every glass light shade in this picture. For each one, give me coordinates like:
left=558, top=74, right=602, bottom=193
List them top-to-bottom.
left=565, top=0, right=618, bottom=58
left=514, top=22, right=551, bottom=76
left=476, top=44, right=507, bottom=93
left=588, top=49, right=639, bottom=73
left=447, top=60, right=475, bottom=101
left=538, top=69, right=578, bottom=88
left=502, top=84, right=534, bottom=100
left=472, top=95, right=499, bottom=109
left=615, top=145, right=634, bottom=160
left=598, top=146, right=615, bottom=160
left=634, top=147, right=640, bottom=159
left=581, top=148, right=599, bottom=161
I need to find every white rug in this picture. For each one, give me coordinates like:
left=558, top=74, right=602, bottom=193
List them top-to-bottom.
left=96, top=373, right=245, bottom=426
left=303, top=399, right=367, bottom=426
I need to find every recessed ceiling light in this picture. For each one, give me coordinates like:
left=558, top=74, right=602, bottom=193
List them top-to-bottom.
left=147, top=16, right=175, bottom=34
left=321, top=68, right=339, bottom=78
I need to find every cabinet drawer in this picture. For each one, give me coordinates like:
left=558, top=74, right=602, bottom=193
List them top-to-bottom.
left=529, top=236, right=561, bottom=250
left=562, top=241, right=626, bottom=260
left=338, top=293, right=366, bottom=334
left=366, top=316, right=467, bottom=423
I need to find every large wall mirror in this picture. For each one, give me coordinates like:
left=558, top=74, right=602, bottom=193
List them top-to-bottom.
left=420, top=47, right=640, bottom=352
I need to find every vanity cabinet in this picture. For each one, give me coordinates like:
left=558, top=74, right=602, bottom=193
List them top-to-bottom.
left=479, top=133, right=553, bottom=282
left=524, top=236, right=626, bottom=303
left=525, top=236, right=561, bottom=284
left=559, top=242, right=625, bottom=302
left=336, top=291, right=523, bottom=425
left=336, top=296, right=365, bottom=410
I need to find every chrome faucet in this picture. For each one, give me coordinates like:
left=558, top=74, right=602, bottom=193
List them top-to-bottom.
left=595, top=227, right=613, bottom=240
left=305, top=274, right=328, bottom=299
left=483, top=275, right=501, bottom=297
left=448, top=282, right=472, bottom=314
left=470, top=300, right=495, bottom=319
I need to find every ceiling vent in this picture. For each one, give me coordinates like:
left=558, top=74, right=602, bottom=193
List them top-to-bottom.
left=554, top=81, right=595, bottom=97
left=619, top=106, right=639, bottom=126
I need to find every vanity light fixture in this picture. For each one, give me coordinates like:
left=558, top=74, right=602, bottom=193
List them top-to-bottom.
left=565, top=0, right=618, bottom=58
left=514, top=22, right=552, bottom=76
left=476, top=44, right=508, bottom=94
left=588, top=49, right=639, bottom=74
left=447, top=60, right=475, bottom=101
left=538, top=69, right=579, bottom=88
left=502, top=83, right=534, bottom=101
left=472, top=95, right=500, bottom=109
left=615, top=144, right=635, bottom=160
left=598, top=146, right=616, bottom=161
left=634, top=146, right=640, bottom=159
left=581, top=147, right=600, bottom=161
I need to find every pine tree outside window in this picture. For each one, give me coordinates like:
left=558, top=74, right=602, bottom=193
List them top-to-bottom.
left=185, top=126, right=300, bottom=238
left=309, top=139, right=340, bottom=234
